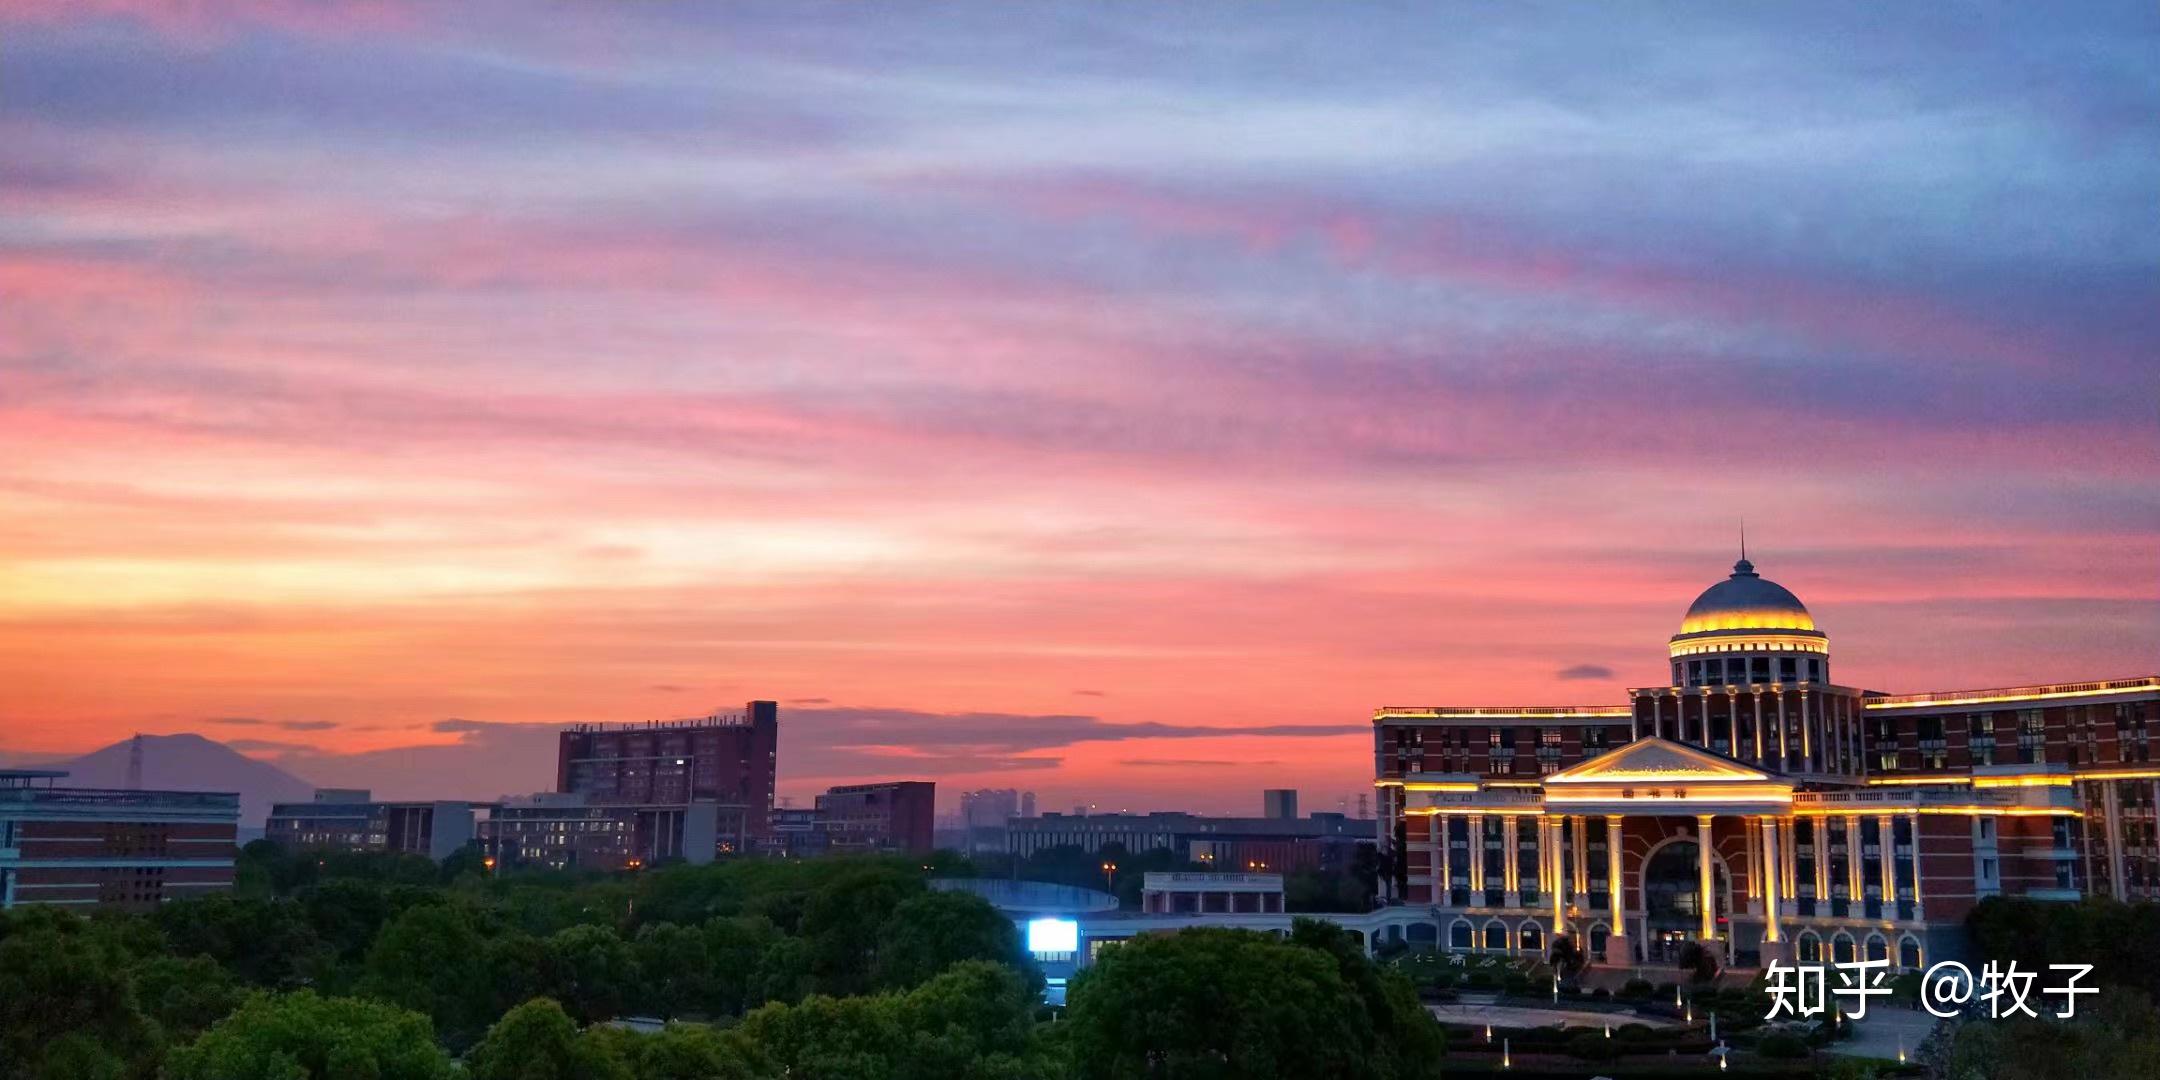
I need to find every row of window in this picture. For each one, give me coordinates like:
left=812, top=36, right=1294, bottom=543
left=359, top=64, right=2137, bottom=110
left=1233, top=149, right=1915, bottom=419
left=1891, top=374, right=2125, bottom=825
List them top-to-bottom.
left=1675, top=655, right=1823, bottom=687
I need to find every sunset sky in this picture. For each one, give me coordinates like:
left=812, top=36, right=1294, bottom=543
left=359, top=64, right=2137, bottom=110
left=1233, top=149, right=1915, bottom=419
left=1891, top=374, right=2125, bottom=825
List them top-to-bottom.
left=3, top=2, right=2156, bottom=814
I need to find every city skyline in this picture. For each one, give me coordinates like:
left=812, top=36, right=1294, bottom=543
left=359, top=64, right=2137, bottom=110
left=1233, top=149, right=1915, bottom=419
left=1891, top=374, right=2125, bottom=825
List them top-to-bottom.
left=4, top=2, right=2158, bottom=812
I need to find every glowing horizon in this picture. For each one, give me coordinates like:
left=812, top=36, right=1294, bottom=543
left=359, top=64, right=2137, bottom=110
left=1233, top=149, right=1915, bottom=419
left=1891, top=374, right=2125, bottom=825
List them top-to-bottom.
left=2, top=2, right=2156, bottom=814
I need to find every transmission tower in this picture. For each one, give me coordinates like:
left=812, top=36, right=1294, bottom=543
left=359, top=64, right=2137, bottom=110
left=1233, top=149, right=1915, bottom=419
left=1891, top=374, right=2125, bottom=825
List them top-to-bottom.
left=126, top=733, right=144, bottom=789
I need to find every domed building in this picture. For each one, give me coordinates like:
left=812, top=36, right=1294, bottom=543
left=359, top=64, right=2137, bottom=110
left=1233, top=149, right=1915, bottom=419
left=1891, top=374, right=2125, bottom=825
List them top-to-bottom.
left=1373, top=553, right=2160, bottom=972
left=1669, top=557, right=1828, bottom=688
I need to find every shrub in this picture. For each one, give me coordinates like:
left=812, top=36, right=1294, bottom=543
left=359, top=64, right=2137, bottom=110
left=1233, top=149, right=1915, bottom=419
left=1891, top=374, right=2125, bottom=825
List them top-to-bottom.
left=1465, top=971, right=1495, bottom=990
left=1501, top=971, right=1531, bottom=994
left=1618, top=978, right=1653, bottom=1000
left=1589, top=987, right=1611, bottom=1001
left=1616, top=1023, right=1655, bottom=1042
left=1567, top=1030, right=1622, bottom=1062
left=1758, top=1032, right=1809, bottom=1059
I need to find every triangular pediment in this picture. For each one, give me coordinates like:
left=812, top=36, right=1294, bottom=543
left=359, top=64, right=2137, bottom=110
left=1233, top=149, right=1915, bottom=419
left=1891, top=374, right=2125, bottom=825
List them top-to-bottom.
left=1544, top=737, right=1774, bottom=785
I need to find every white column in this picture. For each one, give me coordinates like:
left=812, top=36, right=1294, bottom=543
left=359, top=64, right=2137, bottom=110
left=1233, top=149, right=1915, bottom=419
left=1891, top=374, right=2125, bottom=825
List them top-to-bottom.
left=1728, top=689, right=1740, bottom=753
left=1799, top=689, right=1813, bottom=769
left=1752, top=691, right=1765, bottom=764
left=1700, top=692, right=1713, bottom=747
left=1635, top=695, right=1645, bottom=741
left=1908, top=810, right=1923, bottom=920
left=1437, top=812, right=1453, bottom=900
left=1469, top=813, right=1486, bottom=895
left=1571, top=814, right=1589, bottom=897
left=1697, top=814, right=1717, bottom=941
left=1878, top=814, right=1896, bottom=917
left=1606, top=815, right=1626, bottom=930
left=1503, top=816, right=1520, bottom=904
left=1547, top=816, right=1566, bottom=937
left=1845, top=816, right=1865, bottom=913
left=1761, top=817, right=1784, bottom=944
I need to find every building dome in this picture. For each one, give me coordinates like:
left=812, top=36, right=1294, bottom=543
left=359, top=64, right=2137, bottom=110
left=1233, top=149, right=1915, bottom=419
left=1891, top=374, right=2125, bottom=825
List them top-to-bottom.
left=1678, top=558, right=1815, bottom=634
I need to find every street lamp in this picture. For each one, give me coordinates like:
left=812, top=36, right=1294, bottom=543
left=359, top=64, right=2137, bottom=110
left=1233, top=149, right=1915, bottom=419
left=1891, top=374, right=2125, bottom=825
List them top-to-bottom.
left=1101, top=861, right=1118, bottom=893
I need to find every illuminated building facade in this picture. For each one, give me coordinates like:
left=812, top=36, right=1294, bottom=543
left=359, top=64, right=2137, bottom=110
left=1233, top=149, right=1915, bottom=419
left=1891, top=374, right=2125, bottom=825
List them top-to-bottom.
left=1374, top=556, right=2160, bottom=971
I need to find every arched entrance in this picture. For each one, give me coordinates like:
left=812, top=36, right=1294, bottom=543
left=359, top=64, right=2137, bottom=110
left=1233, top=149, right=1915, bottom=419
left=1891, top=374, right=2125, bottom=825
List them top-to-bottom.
left=1640, top=838, right=1729, bottom=964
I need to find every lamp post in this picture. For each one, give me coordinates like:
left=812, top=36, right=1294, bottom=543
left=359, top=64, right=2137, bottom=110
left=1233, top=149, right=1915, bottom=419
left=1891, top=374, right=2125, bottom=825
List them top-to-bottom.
left=1101, top=860, right=1118, bottom=894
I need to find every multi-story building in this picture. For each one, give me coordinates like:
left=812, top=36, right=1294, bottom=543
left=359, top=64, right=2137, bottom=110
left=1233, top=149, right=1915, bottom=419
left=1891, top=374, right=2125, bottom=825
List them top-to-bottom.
left=1375, top=554, right=2159, bottom=971
left=555, top=701, right=777, bottom=856
left=0, top=769, right=239, bottom=910
left=817, top=781, right=935, bottom=855
left=957, top=788, right=1035, bottom=854
left=265, top=789, right=487, bottom=862
left=1262, top=789, right=1299, bottom=819
left=480, top=792, right=719, bottom=871
left=768, top=806, right=830, bottom=858
left=1007, top=809, right=1370, bottom=874
left=1141, top=871, right=1286, bottom=914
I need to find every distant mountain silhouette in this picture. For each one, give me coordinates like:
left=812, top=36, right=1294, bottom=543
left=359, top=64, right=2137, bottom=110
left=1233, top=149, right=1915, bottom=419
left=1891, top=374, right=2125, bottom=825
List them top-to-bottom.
left=42, top=733, right=316, bottom=827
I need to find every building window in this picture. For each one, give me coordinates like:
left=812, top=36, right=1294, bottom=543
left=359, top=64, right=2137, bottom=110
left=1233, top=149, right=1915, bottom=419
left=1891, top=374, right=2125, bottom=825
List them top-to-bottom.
left=2019, top=709, right=2047, bottom=764
left=1970, top=714, right=1995, bottom=766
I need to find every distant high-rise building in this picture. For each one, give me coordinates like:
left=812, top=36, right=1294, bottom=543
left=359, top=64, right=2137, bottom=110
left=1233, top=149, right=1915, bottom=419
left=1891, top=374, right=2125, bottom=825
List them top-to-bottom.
left=555, top=701, right=777, bottom=856
left=818, top=781, right=935, bottom=855
left=960, top=788, right=1020, bottom=828
left=1262, top=789, right=1298, bottom=819
left=1021, top=791, right=1037, bottom=818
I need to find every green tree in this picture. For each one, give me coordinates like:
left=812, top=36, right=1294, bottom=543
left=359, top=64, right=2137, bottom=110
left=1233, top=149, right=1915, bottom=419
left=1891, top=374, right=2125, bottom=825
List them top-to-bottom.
left=798, top=866, right=922, bottom=996
left=872, top=890, right=1034, bottom=992
left=155, top=893, right=327, bottom=987
left=361, top=902, right=494, bottom=1038
left=705, top=915, right=786, bottom=1014
left=0, top=916, right=159, bottom=1080
left=1285, top=919, right=1444, bottom=1080
left=630, top=922, right=712, bottom=1019
left=543, top=924, right=641, bottom=1024
left=1066, top=927, right=1413, bottom=1080
left=130, top=953, right=246, bottom=1043
left=741, top=961, right=1054, bottom=1080
left=1947, top=987, right=2160, bottom=1080
left=165, top=990, right=454, bottom=1080
left=466, top=998, right=630, bottom=1080
left=594, top=1023, right=771, bottom=1080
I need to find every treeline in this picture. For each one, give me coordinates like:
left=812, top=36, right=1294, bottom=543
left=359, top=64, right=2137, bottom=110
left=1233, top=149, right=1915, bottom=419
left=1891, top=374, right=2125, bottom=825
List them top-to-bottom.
left=0, top=841, right=1442, bottom=1079
left=1966, top=895, right=2160, bottom=1000
left=1947, top=897, right=2160, bottom=1079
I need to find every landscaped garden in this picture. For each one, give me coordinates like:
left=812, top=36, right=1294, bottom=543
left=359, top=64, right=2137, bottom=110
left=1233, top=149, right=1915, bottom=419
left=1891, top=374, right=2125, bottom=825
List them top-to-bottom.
left=1382, top=947, right=1925, bottom=1077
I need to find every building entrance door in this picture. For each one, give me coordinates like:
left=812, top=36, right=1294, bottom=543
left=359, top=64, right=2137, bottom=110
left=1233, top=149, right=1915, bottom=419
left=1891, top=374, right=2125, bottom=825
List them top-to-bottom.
left=1642, top=839, right=1724, bottom=962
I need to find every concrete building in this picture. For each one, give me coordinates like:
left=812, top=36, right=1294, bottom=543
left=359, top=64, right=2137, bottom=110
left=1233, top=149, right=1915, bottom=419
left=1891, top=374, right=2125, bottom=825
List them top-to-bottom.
left=1375, top=554, right=2160, bottom=971
left=555, top=701, right=777, bottom=856
left=0, top=769, right=238, bottom=911
left=818, top=781, right=935, bottom=855
left=265, top=789, right=487, bottom=862
left=1262, top=789, right=1299, bottom=819
left=480, top=793, right=717, bottom=871
left=769, top=806, right=829, bottom=858
left=1007, top=810, right=1369, bottom=874
left=1141, top=871, right=1285, bottom=914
